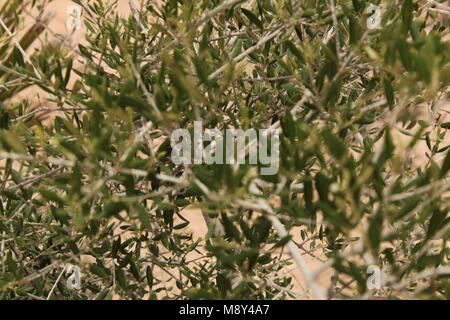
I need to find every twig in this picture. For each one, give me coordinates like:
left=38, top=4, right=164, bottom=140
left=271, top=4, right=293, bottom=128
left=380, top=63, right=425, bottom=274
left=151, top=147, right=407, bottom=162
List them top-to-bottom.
left=196, top=0, right=245, bottom=26
left=328, top=0, right=341, bottom=57
left=428, top=0, right=450, bottom=12
left=0, top=17, right=42, bottom=81
left=208, top=26, right=285, bottom=81
left=8, top=167, right=64, bottom=191
left=388, top=177, right=450, bottom=202
left=236, top=198, right=327, bottom=299
left=19, top=262, right=61, bottom=284
left=46, top=265, right=67, bottom=300
left=27, top=293, right=45, bottom=300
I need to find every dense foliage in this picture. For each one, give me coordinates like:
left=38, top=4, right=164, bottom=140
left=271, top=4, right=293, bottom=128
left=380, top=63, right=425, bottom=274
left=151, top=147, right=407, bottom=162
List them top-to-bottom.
left=0, top=0, right=449, bottom=299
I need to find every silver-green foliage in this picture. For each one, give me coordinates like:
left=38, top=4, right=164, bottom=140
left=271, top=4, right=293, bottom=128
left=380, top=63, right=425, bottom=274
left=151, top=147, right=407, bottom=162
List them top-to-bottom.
left=0, top=0, right=449, bottom=299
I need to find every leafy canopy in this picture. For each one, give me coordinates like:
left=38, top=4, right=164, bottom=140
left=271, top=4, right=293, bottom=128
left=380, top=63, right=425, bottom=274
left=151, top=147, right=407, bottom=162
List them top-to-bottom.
left=0, top=0, right=449, bottom=299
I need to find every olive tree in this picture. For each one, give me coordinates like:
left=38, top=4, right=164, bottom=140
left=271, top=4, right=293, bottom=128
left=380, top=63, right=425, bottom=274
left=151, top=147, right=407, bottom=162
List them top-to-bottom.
left=0, top=0, right=449, bottom=299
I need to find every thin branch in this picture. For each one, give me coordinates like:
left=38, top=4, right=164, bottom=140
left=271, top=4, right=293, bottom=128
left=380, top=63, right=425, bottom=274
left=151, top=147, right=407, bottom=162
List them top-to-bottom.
left=196, top=0, right=245, bottom=27
left=328, top=0, right=341, bottom=57
left=0, top=17, right=42, bottom=81
left=208, top=26, right=285, bottom=81
left=236, top=198, right=327, bottom=299
left=46, top=265, right=67, bottom=300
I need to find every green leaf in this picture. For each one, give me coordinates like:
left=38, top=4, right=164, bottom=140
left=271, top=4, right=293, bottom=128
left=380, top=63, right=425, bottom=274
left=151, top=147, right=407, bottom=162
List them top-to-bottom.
left=401, top=0, right=413, bottom=30
left=241, top=8, right=263, bottom=30
left=348, top=15, right=362, bottom=45
left=285, top=40, right=305, bottom=64
left=78, top=44, right=93, bottom=61
left=193, top=56, right=209, bottom=85
left=384, top=78, right=394, bottom=108
left=322, top=129, right=347, bottom=161
left=440, top=148, right=450, bottom=177
left=315, top=173, right=330, bottom=203
left=304, top=178, right=313, bottom=212
left=39, top=189, right=64, bottom=205
left=103, top=201, right=128, bottom=217
left=135, top=204, right=151, bottom=229
left=427, top=209, right=447, bottom=239
left=368, top=210, right=383, bottom=251
left=221, top=213, right=242, bottom=242
left=173, top=221, right=189, bottom=230
left=273, top=234, right=292, bottom=248
left=130, top=262, right=141, bottom=281
left=90, top=264, right=109, bottom=279
left=146, top=266, right=154, bottom=289
left=217, top=273, right=231, bottom=297
left=185, top=288, right=215, bottom=300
